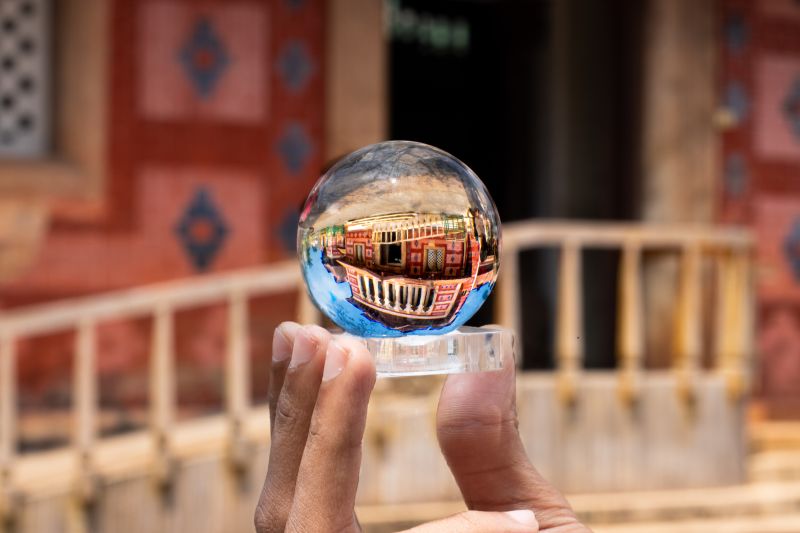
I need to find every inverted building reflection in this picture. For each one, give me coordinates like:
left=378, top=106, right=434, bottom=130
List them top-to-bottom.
left=310, top=209, right=498, bottom=329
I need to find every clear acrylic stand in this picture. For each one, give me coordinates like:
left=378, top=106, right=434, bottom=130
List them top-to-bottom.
left=341, top=326, right=512, bottom=377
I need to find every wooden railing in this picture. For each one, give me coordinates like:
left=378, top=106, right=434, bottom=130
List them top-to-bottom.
left=0, top=221, right=754, bottom=525
left=496, top=221, right=754, bottom=404
left=0, top=262, right=319, bottom=523
left=343, top=262, right=441, bottom=317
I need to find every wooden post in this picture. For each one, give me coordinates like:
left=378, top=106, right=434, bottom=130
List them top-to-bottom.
left=495, top=241, right=522, bottom=367
left=556, top=241, right=583, bottom=404
left=617, top=243, right=643, bottom=405
left=675, top=243, right=702, bottom=404
left=715, top=249, right=753, bottom=401
left=738, top=250, right=755, bottom=397
left=297, top=288, right=322, bottom=325
left=226, top=289, right=252, bottom=471
left=150, top=303, right=175, bottom=487
left=73, top=319, right=98, bottom=503
left=0, top=333, right=17, bottom=526
left=0, top=335, right=14, bottom=476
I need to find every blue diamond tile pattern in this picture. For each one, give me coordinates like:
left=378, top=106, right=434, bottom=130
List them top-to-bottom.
left=725, top=13, right=747, bottom=53
left=178, top=17, right=230, bottom=99
left=276, top=40, right=314, bottom=93
left=783, top=76, right=800, bottom=140
left=725, top=81, right=749, bottom=123
left=277, top=122, right=313, bottom=175
left=724, top=152, right=747, bottom=198
left=175, top=187, right=229, bottom=271
left=278, top=208, right=300, bottom=254
left=784, top=218, right=800, bottom=282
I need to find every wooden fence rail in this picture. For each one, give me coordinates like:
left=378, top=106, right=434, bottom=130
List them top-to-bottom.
left=0, top=221, right=754, bottom=526
left=497, top=221, right=754, bottom=404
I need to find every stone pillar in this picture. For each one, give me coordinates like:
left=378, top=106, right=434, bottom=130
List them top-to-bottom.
left=325, top=0, right=387, bottom=161
left=640, top=0, right=717, bottom=367
left=641, top=0, right=717, bottom=224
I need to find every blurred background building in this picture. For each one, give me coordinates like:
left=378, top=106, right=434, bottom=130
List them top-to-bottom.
left=0, top=0, right=799, bottom=531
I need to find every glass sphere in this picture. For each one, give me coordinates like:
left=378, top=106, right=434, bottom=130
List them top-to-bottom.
left=297, top=141, right=501, bottom=338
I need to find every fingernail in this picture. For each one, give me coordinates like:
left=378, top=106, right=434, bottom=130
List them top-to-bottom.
left=273, top=322, right=301, bottom=362
left=289, top=328, right=320, bottom=369
left=323, top=341, right=348, bottom=382
left=504, top=510, right=538, bottom=527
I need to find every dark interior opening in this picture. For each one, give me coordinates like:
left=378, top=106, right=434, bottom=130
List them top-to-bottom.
left=389, top=0, right=643, bottom=369
left=382, top=243, right=403, bottom=265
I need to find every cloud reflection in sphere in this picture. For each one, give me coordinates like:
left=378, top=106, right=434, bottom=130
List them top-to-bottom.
left=297, top=141, right=501, bottom=337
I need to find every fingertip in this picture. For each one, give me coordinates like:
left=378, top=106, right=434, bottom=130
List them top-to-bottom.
left=279, top=320, right=302, bottom=331
left=273, top=321, right=302, bottom=362
left=304, top=324, right=332, bottom=345
left=289, top=325, right=330, bottom=369
left=335, top=336, right=376, bottom=389
left=337, top=336, right=374, bottom=367
left=437, top=336, right=517, bottom=434
left=322, top=340, right=348, bottom=382
left=504, top=509, right=538, bottom=527
left=407, top=510, right=539, bottom=532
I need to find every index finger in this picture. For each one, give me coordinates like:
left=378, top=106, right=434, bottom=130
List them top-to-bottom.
left=285, top=336, right=376, bottom=533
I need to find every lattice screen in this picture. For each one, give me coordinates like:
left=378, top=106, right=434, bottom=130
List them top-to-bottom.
left=0, top=0, right=50, bottom=158
left=426, top=248, right=444, bottom=272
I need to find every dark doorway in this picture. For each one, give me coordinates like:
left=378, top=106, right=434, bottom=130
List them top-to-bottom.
left=388, top=0, right=643, bottom=369
left=389, top=0, right=547, bottom=223
left=381, top=243, right=403, bottom=266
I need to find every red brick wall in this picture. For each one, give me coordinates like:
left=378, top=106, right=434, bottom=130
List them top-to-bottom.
left=2, top=0, right=323, bottom=303
left=5, top=0, right=324, bottom=444
left=719, top=0, right=800, bottom=416
left=345, top=230, right=374, bottom=267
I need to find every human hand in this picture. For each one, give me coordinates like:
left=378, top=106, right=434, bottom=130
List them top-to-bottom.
left=254, top=322, right=591, bottom=532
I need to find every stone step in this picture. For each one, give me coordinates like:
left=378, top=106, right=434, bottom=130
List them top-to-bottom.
left=750, top=422, right=800, bottom=452
left=749, top=450, right=800, bottom=482
left=358, top=481, right=800, bottom=531
left=569, top=481, right=800, bottom=525
left=363, top=512, right=800, bottom=533
left=591, top=513, right=800, bottom=533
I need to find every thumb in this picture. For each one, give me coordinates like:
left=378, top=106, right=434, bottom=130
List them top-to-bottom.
left=437, top=341, right=578, bottom=528
left=399, top=509, right=538, bottom=533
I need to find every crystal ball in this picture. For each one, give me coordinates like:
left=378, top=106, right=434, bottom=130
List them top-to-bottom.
left=297, top=141, right=501, bottom=337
